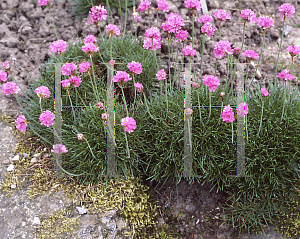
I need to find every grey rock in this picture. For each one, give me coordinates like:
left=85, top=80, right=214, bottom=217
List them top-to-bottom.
left=6, top=0, right=19, bottom=9
left=19, top=2, right=34, bottom=15
left=28, top=7, right=44, bottom=20
left=2, top=10, right=16, bottom=19
left=0, top=14, right=11, bottom=25
left=0, top=23, right=10, bottom=35
left=38, top=24, right=50, bottom=37
left=282, top=25, right=291, bottom=36
left=21, top=26, right=32, bottom=35
left=0, top=35, right=19, bottom=48
left=22, top=153, right=29, bottom=159
left=11, top=154, right=20, bottom=161
left=30, top=157, right=38, bottom=163
left=76, top=206, right=88, bottom=215
left=32, top=216, right=41, bottom=226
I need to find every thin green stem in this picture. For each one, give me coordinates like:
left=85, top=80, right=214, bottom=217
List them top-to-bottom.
left=117, top=0, right=123, bottom=41
left=123, top=0, right=128, bottom=39
left=48, top=3, right=58, bottom=40
left=148, top=9, right=150, bottom=28
left=156, top=9, right=159, bottom=27
left=274, top=20, right=285, bottom=87
left=219, top=24, right=221, bottom=40
left=200, top=34, right=205, bottom=91
left=172, top=41, right=179, bottom=94
left=215, top=59, right=218, bottom=77
left=245, top=63, right=250, bottom=88
left=88, top=69, right=100, bottom=104
left=132, top=74, right=137, bottom=107
left=280, top=81, right=287, bottom=122
left=120, top=84, right=129, bottom=117
left=74, top=87, right=87, bottom=107
left=67, top=89, right=77, bottom=124
left=208, top=89, right=211, bottom=119
left=197, top=91, right=202, bottom=123
left=143, top=92, right=156, bottom=120
left=39, top=97, right=43, bottom=113
left=257, top=97, right=264, bottom=135
left=245, top=114, right=248, bottom=142
left=231, top=121, right=233, bottom=144
left=123, top=129, right=131, bottom=158
left=85, top=139, right=98, bottom=160
left=55, top=154, right=85, bottom=177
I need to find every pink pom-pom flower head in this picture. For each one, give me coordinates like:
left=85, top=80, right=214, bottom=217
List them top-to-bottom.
left=278, top=3, right=295, bottom=21
left=240, top=9, right=257, bottom=24
left=49, top=40, right=67, bottom=54
left=242, top=50, right=259, bottom=63
left=278, top=69, right=293, bottom=81
left=0, top=71, right=8, bottom=82
left=2, top=82, right=20, bottom=95
left=34, top=86, right=51, bottom=99
left=221, top=105, right=235, bottom=123
left=40, top=110, right=55, bottom=127
left=16, top=115, right=28, bottom=133
left=121, top=117, right=137, bottom=133
left=51, top=144, right=68, bottom=155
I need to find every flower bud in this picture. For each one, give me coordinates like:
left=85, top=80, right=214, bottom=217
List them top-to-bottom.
left=2, top=61, right=10, bottom=71
left=220, top=92, right=225, bottom=97
left=184, top=108, right=193, bottom=116
left=102, top=113, right=109, bottom=120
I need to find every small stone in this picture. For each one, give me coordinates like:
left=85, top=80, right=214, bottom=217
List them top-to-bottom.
left=282, top=25, right=291, bottom=36
left=256, top=69, right=262, bottom=79
left=43, top=148, right=47, bottom=151
left=30, top=151, right=34, bottom=155
left=23, top=153, right=29, bottom=159
left=33, top=153, right=41, bottom=158
left=43, top=153, right=49, bottom=158
left=11, top=155, right=20, bottom=161
left=30, top=157, right=38, bottom=163
left=7, top=164, right=14, bottom=171
left=11, top=184, right=16, bottom=189
left=76, top=206, right=88, bottom=215
left=32, top=216, right=41, bottom=226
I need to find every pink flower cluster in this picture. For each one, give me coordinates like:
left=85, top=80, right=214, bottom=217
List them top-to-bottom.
left=38, top=0, right=50, bottom=6
left=139, top=0, right=151, bottom=12
left=157, top=0, right=169, bottom=13
left=184, top=0, right=202, bottom=11
left=278, top=3, right=295, bottom=20
left=88, top=5, right=107, bottom=24
left=213, top=9, right=231, bottom=22
left=240, top=9, right=257, bottom=23
left=161, top=13, right=185, bottom=34
left=198, top=15, right=213, bottom=24
left=257, top=16, right=274, bottom=30
left=201, top=23, right=217, bottom=36
left=105, top=24, right=120, bottom=38
left=145, top=27, right=161, bottom=40
left=175, top=29, right=188, bottom=43
left=84, top=35, right=97, bottom=44
left=143, top=38, right=161, bottom=51
left=49, top=40, right=67, bottom=54
left=214, top=40, right=233, bottom=59
left=82, top=43, right=99, bottom=55
left=287, top=45, right=300, bottom=57
left=182, top=46, right=196, bottom=57
left=233, top=48, right=241, bottom=56
left=242, top=50, right=259, bottom=61
left=109, top=59, right=115, bottom=65
left=2, top=61, right=10, bottom=71
left=128, top=61, right=143, bottom=74
left=61, top=62, right=77, bottom=76
left=79, top=62, right=91, bottom=73
left=156, top=69, right=167, bottom=81
left=278, top=69, right=293, bottom=81
left=0, top=71, right=7, bottom=82
left=113, top=71, right=132, bottom=83
left=202, top=75, right=220, bottom=92
left=69, top=76, right=82, bottom=87
left=61, top=79, right=71, bottom=89
left=191, top=81, right=200, bottom=90
left=2, top=82, right=20, bottom=95
left=134, top=82, right=143, bottom=92
left=34, top=86, right=51, bottom=98
left=261, top=87, right=269, bottom=97
left=236, top=102, right=249, bottom=117
left=221, top=105, right=235, bottom=123
left=185, top=108, right=193, bottom=115
left=40, top=110, right=55, bottom=127
left=102, top=113, right=109, bottom=120
left=16, top=115, right=28, bottom=133
left=121, top=116, right=137, bottom=133
left=77, top=134, right=86, bottom=140
left=51, top=144, right=68, bottom=155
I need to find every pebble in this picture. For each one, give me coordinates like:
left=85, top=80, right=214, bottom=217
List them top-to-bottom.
left=23, top=153, right=28, bottom=159
left=11, top=155, right=20, bottom=161
left=30, top=157, right=38, bottom=163
left=7, top=164, right=14, bottom=171
left=11, top=184, right=16, bottom=189
left=76, top=206, right=88, bottom=215
left=32, top=216, right=41, bottom=226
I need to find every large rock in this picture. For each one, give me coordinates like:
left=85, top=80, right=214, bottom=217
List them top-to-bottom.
left=0, top=35, right=19, bottom=48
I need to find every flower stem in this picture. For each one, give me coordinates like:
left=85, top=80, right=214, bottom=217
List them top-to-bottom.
left=117, top=0, right=123, bottom=41
left=123, top=0, right=128, bottom=39
left=48, top=3, right=58, bottom=40
left=148, top=9, right=150, bottom=28
left=156, top=9, right=159, bottom=27
left=274, top=20, right=285, bottom=87
left=97, top=23, right=105, bottom=42
left=218, top=24, right=221, bottom=40
left=248, top=31, right=266, bottom=92
left=200, top=34, right=205, bottom=88
left=110, top=36, right=112, bottom=60
left=172, top=41, right=179, bottom=94
left=132, top=74, right=137, bottom=107
left=280, top=81, right=287, bottom=122
left=120, top=84, right=129, bottom=117
left=74, top=87, right=87, bottom=107
left=67, top=89, right=77, bottom=124
left=208, top=90, right=211, bottom=119
left=197, top=91, right=202, bottom=123
left=143, top=92, right=156, bottom=120
left=39, top=97, right=43, bottom=113
left=257, top=97, right=264, bottom=135
left=245, top=114, right=248, bottom=142
left=187, top=118, right=192, bottom=151
left=231, top=121, right=233, bottom=144
left=123, top=129, right=131, bottom=158
left=85, top=139, right=98, bottom=160
left=55, top=155, right=85, bottom=177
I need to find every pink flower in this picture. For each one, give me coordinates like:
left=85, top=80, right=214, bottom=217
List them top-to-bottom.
left=38, top=0, right=50, bottom=6
left=139, top=0, right=151, bottom=12
left=157, top=0, right=169, bottom=13
left=184, top=0, right=202, bottom=11
left=278, top=3, right=295, bottom=21
left=88, top=5, right=107, bottom=24
left=213, top=9, right=231, bottom=22
left=240, top=9, right=257, bottom=23
left=161, top=13, right=185, bottom=34
left=134, top=14, right=142, bottom=22
left=198, top=15, right=213, bottom=24
left=257, top=16, right=274, bottom=30
left=201, top=23, right=217, bottom=36
left=105, top=24, right=121, bottom=38
left=145, top=27, right=161, bottom=41
left=175, top=29, right=188, bottom=43
left=84, top=35, right=97, bottom=44
left=143, top=37, right=161, bottom=51
left=49, top=40, right=67, bottom=53
left=214, top=41, right=233, bottom=59
left=82, top=43, right=99, bottom=55
left=183, top=45, right=196, bottom=57
left=287, top=45, right=300, bottom=57
left=233, top=47, right=241, bottom=56
left=242, top=50, right=259, bottom=61
left=109, top=59, right=115, bottom=65
left=2, top=61, right=10, bottom=71
left=128, top=61, right=143, bottom=75
left=61, top=62, right=77, bottom=76
left=79, top=62, right=91, bottom=73
left=157, top=69, right=167, bottom=81
left=278, top=69, right=293, bottom=81
left=0, top=71, right=7, bottom=82
left=113, top=71, right=132, bottom=83
left=202, top=75, right=220, bottom=92
left=69, top=76, right=82, bottom=87
left=61, top=79, right=71, bottom=89
left=191, top=81, right=200, bottom=90
left=2, top=82, right=20, bottom=95
left=134, top=82, right=143, bottom=92
left=34, top=86, right=51, bottom=99
left=261, top=87, right=269, bottom=97
left=97, top=102, right=104, bottom=110
left=236, top=102, right=249, bottom=117
left=222, top=105, right=235, bottom=123
left=184, top=108, right=193, bottom=115
left=40, top=110, right=55, bottom=127
left=102, top=113, right=109, bottom=120
left=16, top=115, right=28, bottom=133
left=121, top=117, right=137, bottom=133
left=77, top=134, right=85, bottom=140
left=51, top=144, right=68, bottom=155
